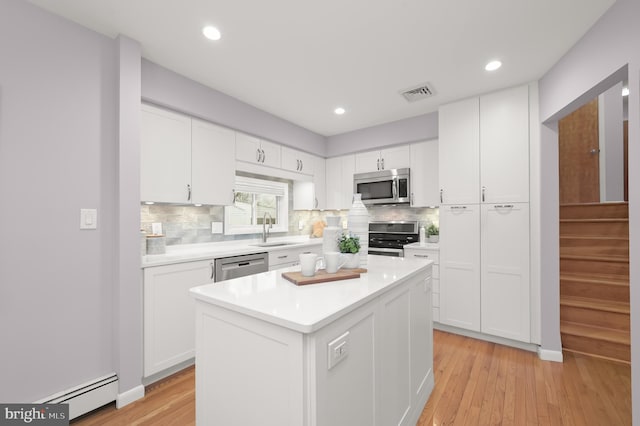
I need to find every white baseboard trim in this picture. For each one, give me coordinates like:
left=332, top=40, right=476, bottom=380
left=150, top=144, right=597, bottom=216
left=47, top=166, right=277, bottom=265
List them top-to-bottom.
left=434, top=323, right=539, bottom=353
left=538, top=348, right=564, bottom=363
left=116, top=384, right=145, bottom=409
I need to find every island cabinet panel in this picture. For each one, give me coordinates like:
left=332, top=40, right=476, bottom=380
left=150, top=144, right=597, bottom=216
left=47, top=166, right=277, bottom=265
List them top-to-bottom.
left=143, top=259, right=215, bottom=377
left=192, top=261, right=434, bottom=426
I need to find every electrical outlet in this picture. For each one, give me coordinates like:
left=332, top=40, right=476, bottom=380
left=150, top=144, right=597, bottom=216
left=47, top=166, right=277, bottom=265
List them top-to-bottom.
left=80, top=208, right=98, bottom=230
left=298, top=220, right=304, bottom=231
left=327, top=331, right=349, bottom=370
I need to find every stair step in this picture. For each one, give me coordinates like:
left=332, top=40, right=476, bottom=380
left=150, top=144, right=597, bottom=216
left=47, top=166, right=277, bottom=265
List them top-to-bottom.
left=560, top=202, right=628, bottom=219
left=560, top=219, right=628, bottom=238
left=560, top=236, right=629, bottom=257
left=560, top=257, right=629, bottom=277
left=560, top=273, right=629, bottom=303
left=560, top=296, right=630, bottom=314
left=561, top=321, right=630, bottom=363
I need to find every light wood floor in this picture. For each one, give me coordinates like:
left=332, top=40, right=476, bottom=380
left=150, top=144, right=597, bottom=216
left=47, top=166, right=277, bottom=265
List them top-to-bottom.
left=72, top=330, right=631, bottom=425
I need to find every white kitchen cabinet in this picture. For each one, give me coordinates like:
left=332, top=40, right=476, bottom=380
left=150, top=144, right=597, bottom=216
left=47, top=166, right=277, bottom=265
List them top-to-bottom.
left=480, top=85, right=530, bottom=203
left=438, top=97, right=480, bottom=205
left=141, top=104, right=192, bottom=203
left=191, top=119, right=236, bottom=206
left=236, top=132, right=281, bottom=169
left=409, top=140, right=439, bottom=207
left=354, top=145, right=410, bottom=174
left=281, top=146, right=315, bottom=175
left=326, top=154, right=356, bottom=210
left=292, top=155, right=325, bottom=210
left=313, top=155, right=326, bottom=209
left=481, top=203, right=530, bottom=342
left=439, top=204, right=481, bottom=332
left=268, top=244, right=322, bottom=270
left=403, top=244, right=440, bottom=322
left=143, top=259, right=215, bottom=377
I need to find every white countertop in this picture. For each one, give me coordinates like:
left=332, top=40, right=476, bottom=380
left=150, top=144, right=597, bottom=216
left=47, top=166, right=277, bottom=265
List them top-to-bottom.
left=142, top=236, right=323, bottom=267
left=189, top=255, right=432, bottom=334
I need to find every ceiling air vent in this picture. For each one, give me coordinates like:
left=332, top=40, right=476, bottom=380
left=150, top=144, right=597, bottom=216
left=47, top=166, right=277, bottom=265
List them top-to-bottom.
left=400, top=83, right=435, bottom=103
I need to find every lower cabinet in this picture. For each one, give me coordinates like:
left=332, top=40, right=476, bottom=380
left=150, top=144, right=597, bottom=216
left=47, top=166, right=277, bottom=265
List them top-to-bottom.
left=403, top=244, right=440, bottom=322
left=143, top=259, right=215, bottom=377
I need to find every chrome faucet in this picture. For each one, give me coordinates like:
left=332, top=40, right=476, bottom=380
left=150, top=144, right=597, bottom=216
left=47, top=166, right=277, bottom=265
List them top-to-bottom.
left=262, top=212, right=273, bottom=243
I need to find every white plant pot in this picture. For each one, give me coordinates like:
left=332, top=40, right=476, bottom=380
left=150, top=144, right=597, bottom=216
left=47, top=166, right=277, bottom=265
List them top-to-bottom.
left=342, top=252, right=360, bottom=269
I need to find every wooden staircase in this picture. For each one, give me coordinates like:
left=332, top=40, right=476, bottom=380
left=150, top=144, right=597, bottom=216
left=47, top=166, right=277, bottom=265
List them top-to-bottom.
left=560, top=202, right=630, bottom=364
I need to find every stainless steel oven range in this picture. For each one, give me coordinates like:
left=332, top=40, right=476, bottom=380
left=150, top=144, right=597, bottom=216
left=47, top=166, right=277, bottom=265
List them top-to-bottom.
left=368, top=221, right=419, bottom=257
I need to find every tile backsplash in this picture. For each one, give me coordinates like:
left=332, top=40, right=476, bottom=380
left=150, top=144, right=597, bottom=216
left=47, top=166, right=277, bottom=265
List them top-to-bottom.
left=141, top=202, right=438, bottom=247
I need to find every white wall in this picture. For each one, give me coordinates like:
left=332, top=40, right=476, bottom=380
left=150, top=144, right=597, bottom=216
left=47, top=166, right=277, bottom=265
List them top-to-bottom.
left=0, top=0, right=121, bottom=402
left=538, top=0, right=639, bottom=421
left=141, top=60, right=327, bottom=157
left=598, top=82, right=624, bottom=202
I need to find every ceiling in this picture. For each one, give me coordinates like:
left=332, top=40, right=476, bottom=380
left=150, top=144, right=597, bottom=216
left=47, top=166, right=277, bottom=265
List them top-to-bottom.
left=27, top=0, right=615, bottom=136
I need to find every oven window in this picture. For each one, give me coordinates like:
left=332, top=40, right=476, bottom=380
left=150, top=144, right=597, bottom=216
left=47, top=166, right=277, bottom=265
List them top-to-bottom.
left=357, top=180, right=393, bottom=199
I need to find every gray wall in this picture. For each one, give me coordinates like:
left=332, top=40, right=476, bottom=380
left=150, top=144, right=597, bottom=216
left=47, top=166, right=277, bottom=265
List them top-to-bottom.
left=0, top=0, right=118, bottom=401
left=538, top=0, right=639, bottom=420
left=141, top=60, right=327, bottom=157
left=599, top=82, right=624, bottom=202
left=325, top=112, right=438, bottom=157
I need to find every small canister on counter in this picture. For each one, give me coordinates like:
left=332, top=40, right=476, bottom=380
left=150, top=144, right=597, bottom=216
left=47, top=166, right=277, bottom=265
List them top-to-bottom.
left=146, top=234, right=166, bottom=255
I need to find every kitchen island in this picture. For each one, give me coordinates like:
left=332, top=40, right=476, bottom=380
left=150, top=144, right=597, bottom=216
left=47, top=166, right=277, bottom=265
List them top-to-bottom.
left=190, top=255, right=434, bottom=426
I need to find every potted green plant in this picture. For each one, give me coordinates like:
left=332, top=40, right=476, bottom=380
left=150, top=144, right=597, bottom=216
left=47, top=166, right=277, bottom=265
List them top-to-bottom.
left=427, top=224, right=439, bottom=243
left=338, top=233, right=361, bottom=268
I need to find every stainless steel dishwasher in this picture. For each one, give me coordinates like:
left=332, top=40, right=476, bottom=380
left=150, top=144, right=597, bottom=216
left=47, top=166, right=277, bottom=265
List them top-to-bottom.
left=214, top=252, right=269, bottom=282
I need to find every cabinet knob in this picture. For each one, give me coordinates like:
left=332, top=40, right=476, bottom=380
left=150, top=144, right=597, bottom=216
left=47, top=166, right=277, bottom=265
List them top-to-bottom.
left=187, top=184, right=192, bottom=201
left=440, top=189, right=443, bottom=203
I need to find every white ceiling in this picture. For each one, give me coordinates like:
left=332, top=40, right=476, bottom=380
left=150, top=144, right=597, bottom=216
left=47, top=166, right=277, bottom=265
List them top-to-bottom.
left=27, top=0, right=615, bottom=136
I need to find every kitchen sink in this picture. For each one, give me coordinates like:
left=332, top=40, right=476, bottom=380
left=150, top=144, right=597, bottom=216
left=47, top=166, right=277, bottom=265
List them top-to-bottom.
left=250, top=241, right=297, bottom=247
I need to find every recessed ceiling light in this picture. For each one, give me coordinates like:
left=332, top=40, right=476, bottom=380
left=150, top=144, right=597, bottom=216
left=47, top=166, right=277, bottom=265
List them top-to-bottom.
left=203, top=26, right=221, bottom=41
left=485, top=60, right=502, bottom=71
left=622, top=87, right=630, bottom=96
left=334, top=107, right=346, bottom=115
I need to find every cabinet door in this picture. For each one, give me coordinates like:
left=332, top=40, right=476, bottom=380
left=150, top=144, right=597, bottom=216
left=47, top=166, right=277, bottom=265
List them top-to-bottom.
left=480, top=85, right=529, bottom=203
left=438, top=98, right=480, bottom=204
left=141, top=104, right=192, bottom=203
left=191, top=119, right=236, bottom=206
left=235, top=132, right=261, bottom=163
left=260, top=139, right=281, bottom=168
left=409, top=140, right=439, bottom=207
left=380, top=145, right=410, bottom=171
left=281, top=146, right=314, bottom=175
left=355, top=150, right=382, bottom=173
left=326, top=155, right=355, bottom=210
left=314, top=156, right=326, bottom=209
left=481, top=203, right=530, bottom=342
left=439, top=204, right=480, bottom=331
left=143, top=259, right=215, bottom=377
left=410, top=274, right=433, bottom=412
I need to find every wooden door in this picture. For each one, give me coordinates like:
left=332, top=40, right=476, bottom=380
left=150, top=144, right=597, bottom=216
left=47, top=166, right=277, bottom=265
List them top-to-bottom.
left=558, top=98, right=600, bottom=204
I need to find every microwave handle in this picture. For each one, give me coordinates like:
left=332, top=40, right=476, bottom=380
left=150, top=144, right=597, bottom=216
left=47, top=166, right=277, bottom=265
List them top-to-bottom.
left=392, top=178, right=398, bottom=200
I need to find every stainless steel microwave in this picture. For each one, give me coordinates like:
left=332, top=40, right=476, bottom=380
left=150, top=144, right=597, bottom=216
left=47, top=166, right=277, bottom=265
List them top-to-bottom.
left=354, top=168, right=410, bottom=205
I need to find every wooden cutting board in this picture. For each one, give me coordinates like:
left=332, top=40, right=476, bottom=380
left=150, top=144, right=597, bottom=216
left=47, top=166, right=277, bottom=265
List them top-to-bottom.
left=282, top=268, right=368, bottom=286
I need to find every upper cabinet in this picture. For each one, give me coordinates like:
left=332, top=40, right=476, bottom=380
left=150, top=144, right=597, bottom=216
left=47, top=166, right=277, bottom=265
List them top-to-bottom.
left=438, top=85, right=530, bottom=205
left=480, top=85, right=529, bottom=203
left=438, top=97, right=480, bottom=205
left=141, top=104, right=235, bottom=205
left=141, top=104, right=192, bottom=203
left=191, top=119, right=236, bottom=205
left=236, top=132, right=281, bottom=169
left=410, top=140, right=439, bottom=207
left=281, top=146, right=315, bottom=175
left=354, top=146, right=410, bottom=174
left=326, top=154, right=355, bottom=210
left=293, top=155, right=325, bottom=210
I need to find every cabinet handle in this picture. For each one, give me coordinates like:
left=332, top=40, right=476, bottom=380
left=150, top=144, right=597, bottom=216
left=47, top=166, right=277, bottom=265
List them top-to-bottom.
left=256, top=148, right=261, bottom=162
left=261, top=149, right=266, bottom=163
left=377, top=158, right=380, bottom=170
left=381, top=158, right=384, bottom=170
left=300, top=159, right=303, bottom=171
left=187, top=184, right=192, bottom=201
left=482, top=186, right=486, bottom=202
left=231, top=189, right=235, bottom=204
left=440, top=189, right=443, bottom=203
left=411, top=192, right=414, bottom=206
left=314, top=197, right=318, bottom=209
left=494, top=204, right=514, bottom=209
left=450, top=206, right=467, bottom=210
left=413, top=254, right=430, bottom=258
left=277, top=255, right=289, bottom=259
left=210, top=262, right=214, bottom=280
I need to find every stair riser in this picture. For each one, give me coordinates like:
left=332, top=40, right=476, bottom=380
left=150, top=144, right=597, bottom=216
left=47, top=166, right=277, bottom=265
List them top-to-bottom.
left=560, top=203, right=628, bottom=219
left=560, top=221, right=629, bottom=238
left=560, top=240, right=629, bottom=257
left=561, top=258, right=629, bottom=277
left=560, top=280, right=629, bottom=303
left=560, top=305, right=630, bottom=331
left=561, top=333, right=630, bottom=363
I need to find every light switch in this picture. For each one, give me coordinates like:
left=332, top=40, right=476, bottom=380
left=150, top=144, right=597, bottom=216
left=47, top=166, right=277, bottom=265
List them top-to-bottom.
left=80, top=209, right=98, bottom=230
left=327, top=331, right=349, bottom=370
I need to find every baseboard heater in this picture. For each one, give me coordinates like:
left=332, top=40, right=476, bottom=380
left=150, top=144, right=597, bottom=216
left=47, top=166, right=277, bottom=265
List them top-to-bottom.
left=36, top=373, right=118, bottom=420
